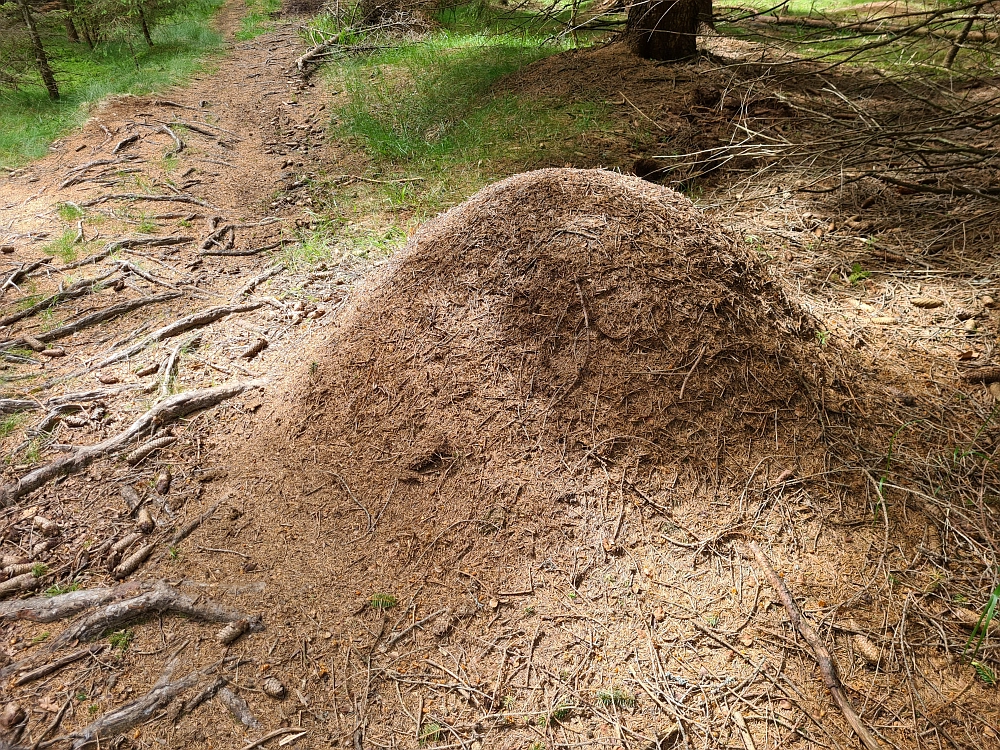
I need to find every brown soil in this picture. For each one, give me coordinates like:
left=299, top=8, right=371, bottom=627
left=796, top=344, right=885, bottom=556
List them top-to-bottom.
left=2, top=8, right=1000, bottom=750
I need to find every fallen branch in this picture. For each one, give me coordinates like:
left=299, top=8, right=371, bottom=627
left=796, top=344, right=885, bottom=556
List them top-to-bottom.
left=744, top=12, right=1000, bottom=42
left=295, top=30, right=348, bottom=74
left=159, top=123, right=184, bottom=155
left=111, top=134, right=140, bottom=154
left=56, top=235, right=194, bottom=271
left=201, top=240, right=283, bottom=257
left=234, top=265, right=284, bottom=300
left=0, top=292, right=182, bottom=351
left=0, top=379, right=266, bottom=506
left=0, top=399, right=39, bottom=415
left=748, top=542, right=880, bottom=750
left=50, top=581, right=259, bottom=649
left=71, top=669, right=203, bottom=749
left=217, top=686, right=261, bottom=730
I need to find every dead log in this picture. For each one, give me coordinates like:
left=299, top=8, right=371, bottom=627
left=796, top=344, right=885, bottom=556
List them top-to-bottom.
left=79, top=193, right=214, bottom=209
left=0, top=292, right=182, bottom=351
left=94, top=303, right=262, bottom=370
left=0, top=379, right=266, bottom=506
left=749, top=542, right=881, bottom=750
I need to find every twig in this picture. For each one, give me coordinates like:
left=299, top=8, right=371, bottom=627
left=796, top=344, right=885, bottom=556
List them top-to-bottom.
left=748, top=542, right=881, bottom=750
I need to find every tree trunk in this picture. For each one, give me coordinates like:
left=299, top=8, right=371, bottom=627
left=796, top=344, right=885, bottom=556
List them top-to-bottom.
left=16, top=0, right=60, bottom=100
left=63, top=0, right=80, bottom=43
left=626, top=0, right=711, bottom=61
left=138, top=7, right=153, bottom=47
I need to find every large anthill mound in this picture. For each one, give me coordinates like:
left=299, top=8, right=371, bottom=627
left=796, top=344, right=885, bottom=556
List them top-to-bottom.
left=286, top=168, right=815, bottom=484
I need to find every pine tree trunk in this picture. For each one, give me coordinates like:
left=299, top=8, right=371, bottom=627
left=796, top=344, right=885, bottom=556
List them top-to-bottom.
left=16, top=0, right=60, bottom=100
left=64, top=0, right=80, bottom=42
left=626, top=0, right=711, bottom=61
left=138, top=7, right=153, bottom=47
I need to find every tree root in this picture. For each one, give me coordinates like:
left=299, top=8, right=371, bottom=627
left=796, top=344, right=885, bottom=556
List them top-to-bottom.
left=79, top=193, right=214, bottom=209
left=0, top=269, right=118, bottom=328
left=0, top=292, right=182, bottom=351
left=93, top=302, right=262, bottom=370
left=0, top=379, right=266, bottom=506
left=749, top=542, right=881, bottom=750
left=48, top=581, right=259, bottom=650
left=0, top=582, right=146, bottom=624
left=13, top=644, right=106, bottom=686
left=217, top=686, right=261, bottom=730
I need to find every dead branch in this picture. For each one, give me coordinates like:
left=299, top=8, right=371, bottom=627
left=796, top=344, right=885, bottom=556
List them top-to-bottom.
left=744, top=12, right=1000, bottom=42
left=159, top=124, right=184, bottom=154
left=111, top=134, right=140, bottom=154
left=199, top=224, right=235, bottom=252
left=57, top=235, right=194, bottom=271
left=201, top=240, right=283, bottom=257
left=1, top=258, right=53, bottom=297
left=234, top=265, right=284, bottom=300
left=0, top=292, right=182, bottom=351
left=94, top=302, right=262, bottom=370
left=0, top=379, right=266, bottom=506
left=45, top=382, right=155, bottom=407
left=0, top=399, right=39, bottom=415
left=171, top=500, right=222, bottom=545
left=748, top=542, right=881, bottom=750
left=70, top=669, right=203, bottom=749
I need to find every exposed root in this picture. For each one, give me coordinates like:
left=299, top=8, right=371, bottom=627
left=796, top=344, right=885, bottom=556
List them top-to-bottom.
left=0, top=380, right=267, bottom=506
left=217, top=686, right=261, bottom=730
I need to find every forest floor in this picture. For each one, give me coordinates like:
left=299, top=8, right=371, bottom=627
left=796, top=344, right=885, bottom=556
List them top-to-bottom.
left=2, top=2, right=1000, bottom=750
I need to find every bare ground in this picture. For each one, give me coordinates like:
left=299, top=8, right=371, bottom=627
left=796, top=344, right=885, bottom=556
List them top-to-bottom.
left=2, top=7, right=1000, bottom=750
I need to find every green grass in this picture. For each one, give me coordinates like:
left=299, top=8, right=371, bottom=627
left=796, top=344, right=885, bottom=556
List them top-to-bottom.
left=237, top=0, right=282, bottom=41
left=0, top=1, right=224, bottom=168
left=317, top=4, right=612, bottom=223
left=0, top=413, right=26, bottom=440
left=369, top=592, right=398, bottom=610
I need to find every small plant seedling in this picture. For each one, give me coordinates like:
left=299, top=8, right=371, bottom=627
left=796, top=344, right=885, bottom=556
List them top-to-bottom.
left=57, top=202, right=84, bottom=221
left=848, top=262, right=871, bottom=285
left=816, top=330, right=830, bottom=346
left=310, top=361, right=319, bottom=376
left=168, top=546, right=180, bottom=560
left=31, top=563, right=49, bottom=578
left=46, top=582, right=81, bottom=596
left=964, top=583, right=1000, bottom=661
left=369, top=592, right=398, bottom=610
left=109, top=629, right=134, bottom=651
left=31, top=631, right=50, bottom=644
left=972, top=659, right=997, bottom=685
left=596, top=688, right=635, bottom=709
left=76, top=691, right=88, bottom=702
left=89, top=703, right=100, bottom=715
left=549, top=703, right=571, bottom=722
left=418, top=722, right=443, bottom=745
left=528, top=743, right=545, bottom=750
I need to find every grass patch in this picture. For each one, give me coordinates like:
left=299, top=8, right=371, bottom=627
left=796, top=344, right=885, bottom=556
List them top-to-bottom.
left=0, top=0, right=224, bottom=168
left=237, top=0, right=282, bottom=41
left=320, top=4, right=612, bottom=225
left=0, top=413, right=26, bottom=440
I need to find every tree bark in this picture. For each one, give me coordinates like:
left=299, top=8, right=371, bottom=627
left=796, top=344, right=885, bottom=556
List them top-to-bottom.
left=16, top=0, right=60, bottom=99
left=63, top=0, right=80, bottom=42
left=626, top=0, right=711, bottom=61
left=138, top=6, right=153, bottom=47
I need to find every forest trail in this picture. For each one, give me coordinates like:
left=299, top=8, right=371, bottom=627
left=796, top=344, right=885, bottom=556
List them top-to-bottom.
left=2, top=4, right=1000, bottom=750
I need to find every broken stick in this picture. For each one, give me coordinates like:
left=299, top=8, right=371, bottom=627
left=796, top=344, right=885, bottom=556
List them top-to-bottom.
left=748, top=542, right=881, bottom=750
